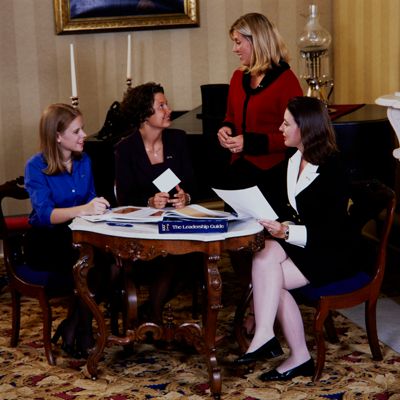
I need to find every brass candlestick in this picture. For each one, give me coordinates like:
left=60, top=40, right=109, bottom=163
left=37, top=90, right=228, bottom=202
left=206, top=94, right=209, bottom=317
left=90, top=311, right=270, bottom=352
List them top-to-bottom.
left=126, top=78, right=132, bottom=89
left=70, top=96, right=79, bottom=108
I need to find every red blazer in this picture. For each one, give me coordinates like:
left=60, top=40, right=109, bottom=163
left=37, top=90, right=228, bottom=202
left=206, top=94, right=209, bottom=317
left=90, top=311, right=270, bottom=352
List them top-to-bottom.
left=223, top=65, right=303, bottom=170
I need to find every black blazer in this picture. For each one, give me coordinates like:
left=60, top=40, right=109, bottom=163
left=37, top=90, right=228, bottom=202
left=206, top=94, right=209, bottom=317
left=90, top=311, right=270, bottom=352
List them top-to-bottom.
left=114, top=128, right=196, bottom=206
left=259, top=152, right=361, bottom=287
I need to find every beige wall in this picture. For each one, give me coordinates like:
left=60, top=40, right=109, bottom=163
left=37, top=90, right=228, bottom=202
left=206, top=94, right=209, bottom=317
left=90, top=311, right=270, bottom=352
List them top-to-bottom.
left=1, top=0, right=331, bottom=215
left=332, top=0, right=400, bottom=104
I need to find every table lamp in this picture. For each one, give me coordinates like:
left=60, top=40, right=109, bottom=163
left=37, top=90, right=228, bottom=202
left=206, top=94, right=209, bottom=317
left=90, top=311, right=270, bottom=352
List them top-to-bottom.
left=298, top=4, right=333, bottom=104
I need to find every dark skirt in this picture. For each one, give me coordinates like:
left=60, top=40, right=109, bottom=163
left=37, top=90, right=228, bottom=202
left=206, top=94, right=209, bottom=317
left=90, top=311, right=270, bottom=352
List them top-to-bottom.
left=23, top=224, right=78, bottom=272
left=279, top=236, right=366, bottom=288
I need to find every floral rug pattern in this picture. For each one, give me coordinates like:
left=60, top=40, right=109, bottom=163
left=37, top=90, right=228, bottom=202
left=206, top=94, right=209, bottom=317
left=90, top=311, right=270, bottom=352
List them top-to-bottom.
left=0, top=256, right=400, bottom=400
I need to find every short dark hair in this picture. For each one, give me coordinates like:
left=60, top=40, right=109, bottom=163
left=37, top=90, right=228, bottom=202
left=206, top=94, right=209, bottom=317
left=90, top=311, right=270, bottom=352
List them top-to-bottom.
left=120, top=82, right=164, bottom=128
left=287, top=96, right=338, bottom=165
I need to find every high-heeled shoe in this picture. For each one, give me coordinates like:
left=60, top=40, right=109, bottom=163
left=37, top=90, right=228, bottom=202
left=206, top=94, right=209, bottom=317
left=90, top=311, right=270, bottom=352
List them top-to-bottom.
left=51, top=319, right=66, bottom=344
left=52, top=319, right=77, bottom=358
left=75, top=333, right=95, bottom=359
left=234, top=336, right=283, bottom=365
left=61, top=342, right=78, bottom=358
left=74, top=343, right=94, bottom=359
left=73, top=347, right=89, bottom=359
left=258, top=358, right=315, bottom=381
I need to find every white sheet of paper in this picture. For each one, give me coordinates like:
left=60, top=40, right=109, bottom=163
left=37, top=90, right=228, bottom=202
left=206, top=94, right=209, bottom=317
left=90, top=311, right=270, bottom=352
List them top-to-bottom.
left=152, top=168, right=181, bottom=193
left=212, top=186, right=279, bottom=220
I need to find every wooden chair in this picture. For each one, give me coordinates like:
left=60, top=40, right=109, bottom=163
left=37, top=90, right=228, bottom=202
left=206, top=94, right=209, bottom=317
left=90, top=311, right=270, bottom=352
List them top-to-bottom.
left=0, top=177, right=74, bottom=365
left=0, top=177, right=30, bottom=292
left=234, top=180, right=396, bottom=381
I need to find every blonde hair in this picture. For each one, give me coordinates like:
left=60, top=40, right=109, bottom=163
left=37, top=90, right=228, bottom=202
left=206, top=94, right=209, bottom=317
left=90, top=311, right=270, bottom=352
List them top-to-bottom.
left=229, top=13, right=289, bottom=75
left=39, top=103, right=82, bottom=175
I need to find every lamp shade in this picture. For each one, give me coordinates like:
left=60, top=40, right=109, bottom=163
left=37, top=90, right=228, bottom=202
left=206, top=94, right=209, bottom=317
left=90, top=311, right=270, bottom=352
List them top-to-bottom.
left=297, top=4, right=331, bottom=53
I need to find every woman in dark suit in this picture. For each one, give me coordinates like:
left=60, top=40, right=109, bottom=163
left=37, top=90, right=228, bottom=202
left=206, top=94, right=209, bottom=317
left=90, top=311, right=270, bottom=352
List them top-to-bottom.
left=114, top=82, right=198, bottom=324
left=115, top=82, right=194, bottom=208
left=235, top=97, right=361, bottom=381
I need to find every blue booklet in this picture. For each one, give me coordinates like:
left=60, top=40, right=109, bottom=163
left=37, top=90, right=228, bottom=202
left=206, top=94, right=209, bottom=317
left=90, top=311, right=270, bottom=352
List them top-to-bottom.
left=158, top=218, right=228, bottom=234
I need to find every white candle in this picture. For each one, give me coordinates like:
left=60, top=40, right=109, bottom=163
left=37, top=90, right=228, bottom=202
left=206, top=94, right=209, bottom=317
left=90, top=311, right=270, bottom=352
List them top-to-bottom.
left=127, top=34, right=132, bottom=79
left=70, top=43, right=77, bottom=97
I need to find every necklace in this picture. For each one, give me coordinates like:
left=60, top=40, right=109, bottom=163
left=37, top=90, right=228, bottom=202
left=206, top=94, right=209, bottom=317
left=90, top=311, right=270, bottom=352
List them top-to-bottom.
left=251, top=73, right=264, bottom=89
left=145, top=145, right=163, bottom=157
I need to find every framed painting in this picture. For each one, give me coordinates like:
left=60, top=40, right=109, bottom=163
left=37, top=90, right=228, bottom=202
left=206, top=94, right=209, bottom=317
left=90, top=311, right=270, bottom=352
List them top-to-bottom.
left=53, top=0, right=199, bottom=34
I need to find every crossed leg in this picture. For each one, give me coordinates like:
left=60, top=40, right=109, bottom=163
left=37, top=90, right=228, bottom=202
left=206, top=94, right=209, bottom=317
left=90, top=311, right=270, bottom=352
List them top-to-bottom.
left=249, top=238, right=311, bottom=372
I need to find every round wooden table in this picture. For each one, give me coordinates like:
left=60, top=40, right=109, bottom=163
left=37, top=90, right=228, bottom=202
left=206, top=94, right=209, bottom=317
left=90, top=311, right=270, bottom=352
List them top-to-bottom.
left=70, top=218, right=264, bottom=399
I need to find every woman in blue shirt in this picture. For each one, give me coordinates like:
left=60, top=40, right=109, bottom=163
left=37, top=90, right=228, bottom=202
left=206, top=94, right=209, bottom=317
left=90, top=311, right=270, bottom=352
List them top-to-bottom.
left=25, top=103, right=110, bottom=358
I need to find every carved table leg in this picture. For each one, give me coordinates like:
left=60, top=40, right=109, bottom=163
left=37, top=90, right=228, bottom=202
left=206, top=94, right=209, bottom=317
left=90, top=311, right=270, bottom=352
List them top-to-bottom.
left=73, top=243, right=106, bottom=379
left=203, top=252, right=223, bottom=398
left=121, top=259, right=138, bottom=332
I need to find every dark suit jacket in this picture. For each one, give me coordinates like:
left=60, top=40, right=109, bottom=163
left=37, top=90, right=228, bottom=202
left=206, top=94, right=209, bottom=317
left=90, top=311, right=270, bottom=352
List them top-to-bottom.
left=114, top=128, right=196, bottom=206
left=259, top=151, right=361, bottom=287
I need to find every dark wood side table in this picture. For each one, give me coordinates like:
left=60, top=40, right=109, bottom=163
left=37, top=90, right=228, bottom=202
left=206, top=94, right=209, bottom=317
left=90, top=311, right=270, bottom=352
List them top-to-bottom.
left=70, top=218, right=264, bottom=399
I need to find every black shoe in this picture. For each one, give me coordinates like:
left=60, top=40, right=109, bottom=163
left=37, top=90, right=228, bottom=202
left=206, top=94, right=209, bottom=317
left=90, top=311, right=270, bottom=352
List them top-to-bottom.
left=75, top=317, right=95, bottom=359
left=52, top=319, right=79, bottom=358
left=51, top=320, right=66, bottom=345
left=75, top=333, right=95, bottom=359
left=234, top=337, right=283, bottom=365
left=61, top=342, right=78, bottom=358
left=73, top=347, right=90, bottom=359
left=258, top=358, right=314, bottom=381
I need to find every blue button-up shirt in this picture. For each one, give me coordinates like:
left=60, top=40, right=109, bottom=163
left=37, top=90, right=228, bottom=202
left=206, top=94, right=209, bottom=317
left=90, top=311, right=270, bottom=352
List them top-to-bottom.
left=25, top=152, right=96, bottom=227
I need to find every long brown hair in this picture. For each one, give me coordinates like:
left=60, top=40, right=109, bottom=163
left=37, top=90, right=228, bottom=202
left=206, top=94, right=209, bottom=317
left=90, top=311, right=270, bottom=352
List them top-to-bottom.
left=229, top=13, right=289, bottom=75
left=287, top=96, right=338, bottom=165
left=39, top=103, right=82, bottom=175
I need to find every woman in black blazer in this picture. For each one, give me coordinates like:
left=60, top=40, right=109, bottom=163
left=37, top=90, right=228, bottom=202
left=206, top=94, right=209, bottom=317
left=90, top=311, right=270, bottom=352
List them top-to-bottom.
left=114, top=82, right=199, bottom=324
left=235, top=97, right=360, bottom=381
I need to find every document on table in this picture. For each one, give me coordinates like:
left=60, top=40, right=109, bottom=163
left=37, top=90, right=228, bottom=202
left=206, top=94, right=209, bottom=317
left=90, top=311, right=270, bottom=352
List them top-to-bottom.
left=212, top=186, right=278, bottom=220
left=80, top=204, right=234, bottom=223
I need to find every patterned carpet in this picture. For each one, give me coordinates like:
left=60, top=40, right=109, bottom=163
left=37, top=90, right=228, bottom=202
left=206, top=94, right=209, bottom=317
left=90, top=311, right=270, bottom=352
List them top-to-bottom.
left=0, top=255, right=400, bottom=400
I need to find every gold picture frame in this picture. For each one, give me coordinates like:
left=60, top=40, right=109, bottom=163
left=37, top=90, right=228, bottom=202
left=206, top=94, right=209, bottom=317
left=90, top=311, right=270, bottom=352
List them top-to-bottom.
left=54, top=0, right=199, bottom=34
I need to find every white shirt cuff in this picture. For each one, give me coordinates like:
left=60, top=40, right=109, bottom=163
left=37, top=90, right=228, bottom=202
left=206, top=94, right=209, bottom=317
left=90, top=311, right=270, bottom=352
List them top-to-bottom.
left=286, top=225, right=307, bottom=248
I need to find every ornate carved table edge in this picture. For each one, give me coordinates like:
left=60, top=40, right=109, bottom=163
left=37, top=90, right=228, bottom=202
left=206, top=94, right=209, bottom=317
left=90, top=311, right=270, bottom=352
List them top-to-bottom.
left=223, top=230, right=265, bottom=253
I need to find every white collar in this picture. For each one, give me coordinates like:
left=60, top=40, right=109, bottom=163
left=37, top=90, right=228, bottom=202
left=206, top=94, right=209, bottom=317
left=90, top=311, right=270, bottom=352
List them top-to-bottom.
left=287, top=150, right=319, bottom=210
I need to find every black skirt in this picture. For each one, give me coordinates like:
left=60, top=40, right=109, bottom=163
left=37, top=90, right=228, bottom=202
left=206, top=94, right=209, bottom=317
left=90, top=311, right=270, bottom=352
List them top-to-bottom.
left=23, top=224, right=78, bottom=272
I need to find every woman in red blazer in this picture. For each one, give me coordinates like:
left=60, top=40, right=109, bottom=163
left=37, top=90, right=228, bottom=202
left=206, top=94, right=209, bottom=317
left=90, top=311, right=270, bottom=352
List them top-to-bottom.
left=217, top=12, right=303, bottom=187
left=217, top=13, right=303, bottom=330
